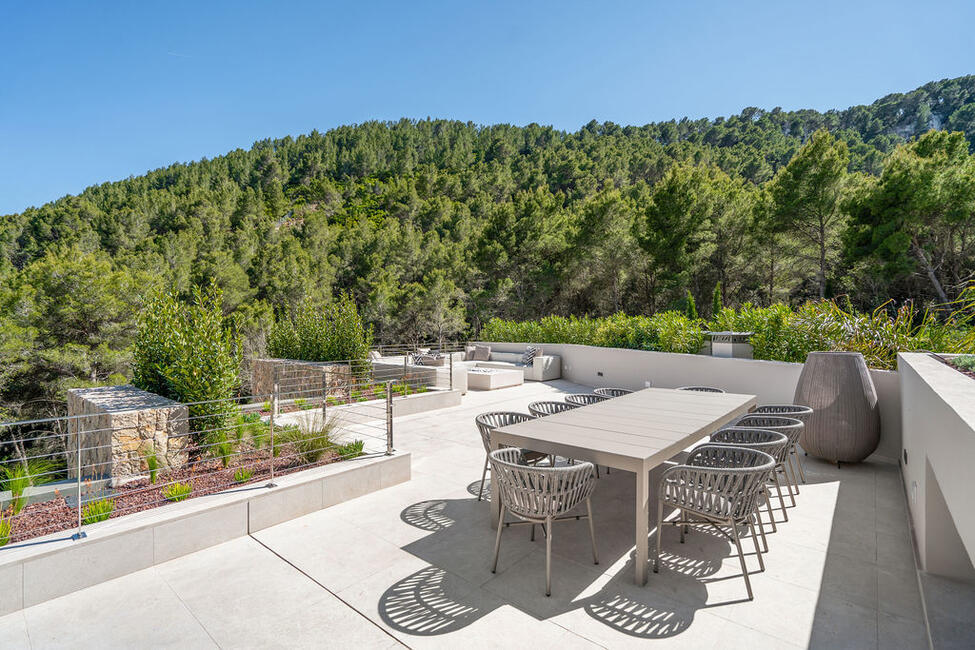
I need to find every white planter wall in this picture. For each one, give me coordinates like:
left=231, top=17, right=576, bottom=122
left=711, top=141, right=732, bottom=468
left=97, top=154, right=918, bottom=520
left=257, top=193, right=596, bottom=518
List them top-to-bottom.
left=477, top=341, right=902, bottom=463
left=898, top=353, right=975, bottom=580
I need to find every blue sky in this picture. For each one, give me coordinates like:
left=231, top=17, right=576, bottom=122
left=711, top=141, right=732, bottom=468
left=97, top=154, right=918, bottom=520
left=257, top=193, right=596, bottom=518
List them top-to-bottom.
left=2, top=0, right=974, bottom=215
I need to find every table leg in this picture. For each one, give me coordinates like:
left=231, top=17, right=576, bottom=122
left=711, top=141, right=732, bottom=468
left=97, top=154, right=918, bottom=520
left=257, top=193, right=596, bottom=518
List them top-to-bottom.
left=490, top=441, right=500, bottom=529
left=635, top=465, right=649, bottom=585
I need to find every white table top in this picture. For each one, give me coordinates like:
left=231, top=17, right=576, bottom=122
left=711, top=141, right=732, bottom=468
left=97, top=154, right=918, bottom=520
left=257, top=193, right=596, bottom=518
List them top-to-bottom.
left=493, top=387, right=757, bottom=472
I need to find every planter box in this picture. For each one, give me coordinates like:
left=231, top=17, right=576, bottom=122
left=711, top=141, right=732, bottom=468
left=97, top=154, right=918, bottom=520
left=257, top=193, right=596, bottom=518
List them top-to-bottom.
left=0, top=452, right=410, bottom=615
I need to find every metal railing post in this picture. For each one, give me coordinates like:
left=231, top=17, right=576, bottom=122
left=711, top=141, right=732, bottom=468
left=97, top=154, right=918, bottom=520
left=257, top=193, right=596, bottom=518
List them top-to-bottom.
left=449, top=351, right=453, bottom=391
left=321, top=366, right=328, bottom=426
left=267, top=380, right=278, bottom=487
left=385, top=380, right=393, bottom=456
left=72, top=417, right=86, bottom=540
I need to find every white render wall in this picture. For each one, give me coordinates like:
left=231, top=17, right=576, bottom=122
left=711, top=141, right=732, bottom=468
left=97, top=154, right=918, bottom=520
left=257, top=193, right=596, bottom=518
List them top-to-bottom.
left=477, top=341, right=902, bottom=463
left=898, top=353, right=975, bottom=579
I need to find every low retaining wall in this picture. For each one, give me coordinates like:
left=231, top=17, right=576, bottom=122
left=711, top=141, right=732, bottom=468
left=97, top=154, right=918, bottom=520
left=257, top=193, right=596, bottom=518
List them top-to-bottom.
left=476, top=341, right=902, bottom=463
left=0, top=452, right=410, bottom=615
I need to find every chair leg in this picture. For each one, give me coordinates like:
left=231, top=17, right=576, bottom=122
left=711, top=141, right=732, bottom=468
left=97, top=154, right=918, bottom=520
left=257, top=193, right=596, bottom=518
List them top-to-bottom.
left=793, top=445, right=807, bottom=483
left=787, top=452, right=800, bottom=495
left=478, top=456, right=489, bottom=501
left=783, top=459, right=798, bottom=506
left=595, top=465, right=600, bottom=479
left=773, top=470, right=790, bottom=522
left=764, top=491, right=778, bottom=533
left=586, top=498, right=599, bottom=565
left=653, top=500, right=663, bottom=573
left=491, top=505, right=506, bottom=573
left=755, top=506, right=769, bottom=553
left=679, top=510, right=687, bottom=543
left=545, top=515, right=553, bottom=597
left=748, top=518, right=765, bottom=571
left=730, top=522, right=754, bottom=601
left=530, top=523, right=536, bottom=542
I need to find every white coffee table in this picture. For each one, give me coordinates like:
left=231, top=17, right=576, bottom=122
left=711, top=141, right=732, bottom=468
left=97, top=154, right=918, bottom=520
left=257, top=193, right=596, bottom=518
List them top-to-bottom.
left=466, top=367, right=524, bottom=390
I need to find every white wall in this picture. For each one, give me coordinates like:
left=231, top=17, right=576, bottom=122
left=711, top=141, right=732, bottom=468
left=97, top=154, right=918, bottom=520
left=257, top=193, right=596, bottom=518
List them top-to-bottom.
left=478, top=341, right=902, bottom=463
left=899, top=353, right=975, bottom=579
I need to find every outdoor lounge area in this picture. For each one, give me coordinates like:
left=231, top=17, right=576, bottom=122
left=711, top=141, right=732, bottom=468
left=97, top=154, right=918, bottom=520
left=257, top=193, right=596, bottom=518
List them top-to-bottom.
left=0, top=377, right=940, bottom=649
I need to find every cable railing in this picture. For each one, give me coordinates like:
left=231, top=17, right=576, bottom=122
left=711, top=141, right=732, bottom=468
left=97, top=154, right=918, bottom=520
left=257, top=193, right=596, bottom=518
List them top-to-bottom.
left=0, top=342, right=468, bottom=547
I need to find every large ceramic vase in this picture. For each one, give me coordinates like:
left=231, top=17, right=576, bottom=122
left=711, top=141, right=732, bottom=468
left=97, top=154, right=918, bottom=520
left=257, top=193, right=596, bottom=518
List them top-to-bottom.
left=793, top=351, right=880, bottom=463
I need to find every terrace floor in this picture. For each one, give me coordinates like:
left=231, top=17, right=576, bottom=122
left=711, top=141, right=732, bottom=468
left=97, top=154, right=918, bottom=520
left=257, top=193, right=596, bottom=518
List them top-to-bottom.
left=0, top=380, right=929, bottom=649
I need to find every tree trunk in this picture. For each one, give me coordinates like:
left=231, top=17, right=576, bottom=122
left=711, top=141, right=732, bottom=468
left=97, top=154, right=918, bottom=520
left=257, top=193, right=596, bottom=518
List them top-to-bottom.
left=818, top=219, right=827, bottom=299
left=913, top=239, right=949, bottom=304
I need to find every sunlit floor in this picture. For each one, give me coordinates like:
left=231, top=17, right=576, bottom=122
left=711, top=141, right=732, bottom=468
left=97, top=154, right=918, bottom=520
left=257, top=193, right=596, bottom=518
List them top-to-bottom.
left=0, top=381, right=927, bottom=649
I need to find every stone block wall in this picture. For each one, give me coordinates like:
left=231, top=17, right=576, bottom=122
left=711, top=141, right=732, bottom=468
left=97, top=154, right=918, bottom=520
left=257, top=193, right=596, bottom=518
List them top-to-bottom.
left=250, top=358, right=354, bottom=402
left=66, top=386, right=189, bottom=485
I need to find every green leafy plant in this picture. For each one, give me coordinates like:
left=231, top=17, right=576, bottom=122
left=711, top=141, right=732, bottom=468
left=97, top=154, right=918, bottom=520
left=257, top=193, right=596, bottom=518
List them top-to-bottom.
left=132, top=284, right=242, bottom=445
left=268, top=294, right=373, bottom=366
left=954, top=355, right=975, bottom=371
left=294, top=397, right=310, bottom=410
left=262, top=400, right=272, bottom=413
left=278, top=414, right=339, bottom=465
left=335, top=439, right=365, bottom=459
left=142, top=444, right=159, bottom=484
left=1, top=458, right=61, bottom=515
left=233, top=468, right=255, bottom=483
left=163, top=481, right=193, bottom=502
left=82, top=497, right=114, bottom=524
left=0, top=510, right=10, bottom=547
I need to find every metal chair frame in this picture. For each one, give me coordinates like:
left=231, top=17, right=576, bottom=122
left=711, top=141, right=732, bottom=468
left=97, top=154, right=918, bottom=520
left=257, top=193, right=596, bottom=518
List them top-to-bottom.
left=593, top=387, right=633, bottom=398
left=753, top=404, right=813, bottom=484
left=475, top=412, right=547, bottom=501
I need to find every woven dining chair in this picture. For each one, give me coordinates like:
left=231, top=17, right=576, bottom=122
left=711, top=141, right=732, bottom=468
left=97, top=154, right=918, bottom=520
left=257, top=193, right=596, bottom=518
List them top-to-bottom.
left=676, top=386, right=726, bottom=393
left=593, top=387, right=633, bottom=398
left=565, top=393, right=610, bottom=406
left=527, top=400, right=580, bottom=417
left=753, top=404, right=813, bottom=484
left=474, top=412, right=547, bottom=501
left=734, top=414, right=804, bottom=505
left=710, top=427, right=790, bottom=539
left=654, top=445, right=775, bottom=600
left=489, top=448, right=598, bottom=596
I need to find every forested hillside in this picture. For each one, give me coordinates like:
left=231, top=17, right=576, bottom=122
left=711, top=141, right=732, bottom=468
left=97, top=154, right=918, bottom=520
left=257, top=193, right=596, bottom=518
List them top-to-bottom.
left=2, top=76, right=975, bottom=415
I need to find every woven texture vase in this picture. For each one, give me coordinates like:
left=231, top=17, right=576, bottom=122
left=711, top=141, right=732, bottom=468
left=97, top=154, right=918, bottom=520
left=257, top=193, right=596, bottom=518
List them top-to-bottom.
left=793, top=352, right=880, bottom=463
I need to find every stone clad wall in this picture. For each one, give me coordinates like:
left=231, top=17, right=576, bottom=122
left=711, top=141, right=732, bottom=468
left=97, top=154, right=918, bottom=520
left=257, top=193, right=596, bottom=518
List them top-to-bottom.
left=250, top=358, right=353, bottom=402
left=66, top=386, right=189, bottom=485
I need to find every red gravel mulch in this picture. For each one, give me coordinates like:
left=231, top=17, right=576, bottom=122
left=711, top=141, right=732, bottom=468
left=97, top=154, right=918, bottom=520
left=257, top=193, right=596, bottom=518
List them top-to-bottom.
left=5, top=447, right=345, bottom=545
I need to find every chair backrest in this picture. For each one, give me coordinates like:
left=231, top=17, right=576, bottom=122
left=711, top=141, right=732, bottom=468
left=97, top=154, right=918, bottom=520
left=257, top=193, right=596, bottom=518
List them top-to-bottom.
left=676, top=386, right=725, bottom=393
left=593, top=387, right=633, bottom=398
left=565, top=393, right=610, bottom=406
left=528, top=400, right=579, bottom=417
left=754, top=404, right=813, bottom=425
left=475, top=411, right=533, bottom=454
left=735, top=414, right=803, bottom=444
left=710, top=427, right=789, bottom=463
left=670, top=444, right=775, bottom=520
left=489, top=448, right=596, bottom=520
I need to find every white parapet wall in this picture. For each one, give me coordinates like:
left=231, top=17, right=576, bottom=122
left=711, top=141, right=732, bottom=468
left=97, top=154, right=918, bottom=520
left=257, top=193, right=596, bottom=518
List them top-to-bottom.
left=476, top=341, right=902, bottom=463
left=898, top=352, right=975, bottom=580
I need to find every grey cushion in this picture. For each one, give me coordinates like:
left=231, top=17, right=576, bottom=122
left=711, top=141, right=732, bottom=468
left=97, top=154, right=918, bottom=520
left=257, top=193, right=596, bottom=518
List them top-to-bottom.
left=473, top=345, right=491, bottom=361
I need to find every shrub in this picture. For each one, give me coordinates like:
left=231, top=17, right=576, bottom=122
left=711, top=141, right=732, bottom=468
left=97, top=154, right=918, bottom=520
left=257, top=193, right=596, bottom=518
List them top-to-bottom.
left=133, top=284, right=242, bottom=446
left=268, top=294, right=372, bottom=364
left=954, top=355, right=975, bottom=371
left=294, top=398, right=310, bottom=410
left=278, top=414, right=339, bottom=465
left=336, top=439, right=365, bottom=459
left=142, top=444, right=159, bottom=484
left=1, top=459, right=61, bottom=515
left=233, top=468, right=255, bottom=483
left=163, top=482, right=193, bottom=502
left=82, top=497, right=114, bottom=524
left=0, top=510, right=9, bottom=547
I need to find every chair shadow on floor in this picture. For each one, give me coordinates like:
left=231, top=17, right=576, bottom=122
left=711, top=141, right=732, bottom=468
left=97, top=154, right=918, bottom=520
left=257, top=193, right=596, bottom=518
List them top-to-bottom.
left=378, top=469, right=763, bottom=640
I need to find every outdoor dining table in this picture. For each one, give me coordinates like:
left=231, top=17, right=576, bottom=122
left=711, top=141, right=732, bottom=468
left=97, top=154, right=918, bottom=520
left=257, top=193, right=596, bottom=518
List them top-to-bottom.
left=491, top=387, right=757, bottom=585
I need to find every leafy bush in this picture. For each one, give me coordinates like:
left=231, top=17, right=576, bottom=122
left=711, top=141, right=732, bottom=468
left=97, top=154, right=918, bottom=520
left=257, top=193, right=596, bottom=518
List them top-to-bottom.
left=133, top=284, right=242, bottom=446
left=268, top=294, right=372, bottom=364
left=479, top=294, right=975, bottom=370
left=954, top=355, right=975, bottom=371
left=142, top=444, right=159, bottom=484
left=233, top=468, right=255, bottom=483
left=163, top=482, right=193, bottom=502
left=82, top=497, right=114, bottom=524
